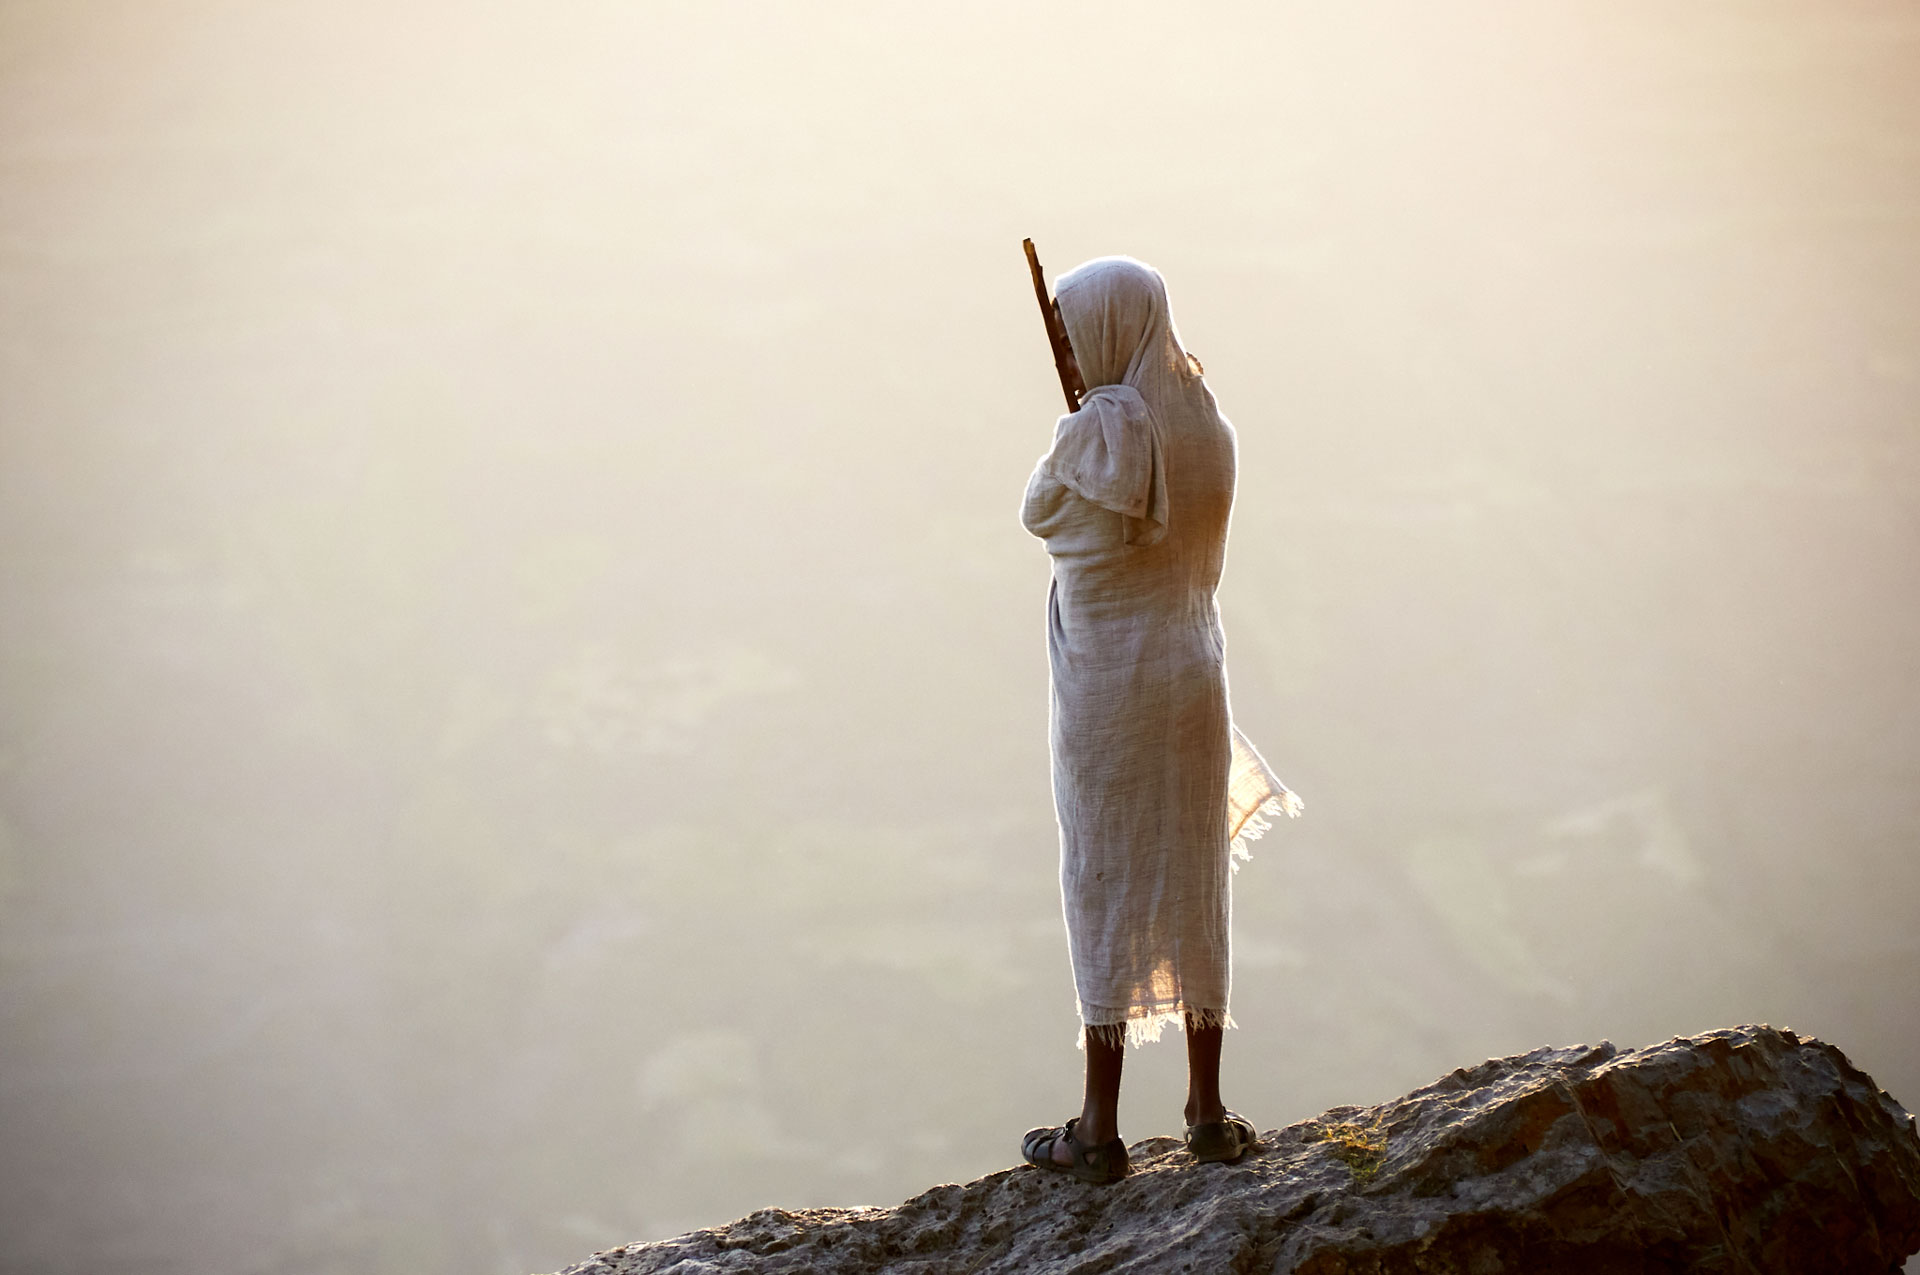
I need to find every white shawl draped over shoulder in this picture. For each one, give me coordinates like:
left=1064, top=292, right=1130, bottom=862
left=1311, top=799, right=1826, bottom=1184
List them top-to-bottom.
left=1021, top=256, right=1300, bottom=1048
left=1029, top=384, right=1168, bottom=548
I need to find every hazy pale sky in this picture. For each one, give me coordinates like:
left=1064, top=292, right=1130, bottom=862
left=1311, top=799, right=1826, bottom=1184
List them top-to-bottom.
left=3, top=3, right=1917, bottom=1273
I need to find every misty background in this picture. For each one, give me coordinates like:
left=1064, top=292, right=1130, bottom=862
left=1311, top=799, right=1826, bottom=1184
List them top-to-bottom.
left=3, top=2, right=1917, bottom=1273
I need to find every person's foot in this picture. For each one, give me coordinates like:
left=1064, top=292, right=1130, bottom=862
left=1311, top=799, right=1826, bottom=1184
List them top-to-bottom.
left=1185, top=1110, right=1257, bottom=1164
left=1053, top=1114, right=1118, bottom=1166
left=1021, top=1118, right=1130, bottom=1185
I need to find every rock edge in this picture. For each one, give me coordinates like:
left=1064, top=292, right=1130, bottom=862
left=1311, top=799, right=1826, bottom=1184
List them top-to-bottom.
left=550, top=1025, right=1920, bottom=1274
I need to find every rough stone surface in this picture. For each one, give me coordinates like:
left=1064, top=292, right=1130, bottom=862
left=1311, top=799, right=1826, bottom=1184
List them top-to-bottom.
left=547, top=1026, right=1920, bottom=1274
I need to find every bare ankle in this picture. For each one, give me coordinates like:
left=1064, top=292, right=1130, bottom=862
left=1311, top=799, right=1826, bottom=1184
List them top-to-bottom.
left=1185, top=1097, right=1226, bottom=1126
left=1076, top=1112, right=1120, bottom=1145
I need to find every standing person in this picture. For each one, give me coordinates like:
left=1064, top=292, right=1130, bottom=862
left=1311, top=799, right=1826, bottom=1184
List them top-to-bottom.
left=1018, top=256, right=1299, bottom=1185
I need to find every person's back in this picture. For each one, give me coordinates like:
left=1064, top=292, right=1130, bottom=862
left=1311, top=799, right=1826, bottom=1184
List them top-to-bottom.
left=1017, top=255, right=1293, bottom=1185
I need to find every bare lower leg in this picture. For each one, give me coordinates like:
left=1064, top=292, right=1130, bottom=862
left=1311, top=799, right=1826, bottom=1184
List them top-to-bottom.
left=1184, top=1013, right=1226, bottom=1127
left=1055, top=1027, right=1124, bottom=1164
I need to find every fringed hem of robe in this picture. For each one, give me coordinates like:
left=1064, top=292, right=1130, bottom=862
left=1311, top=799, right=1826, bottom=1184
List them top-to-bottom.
left=1079, top=1003, right=1238, bottom=1050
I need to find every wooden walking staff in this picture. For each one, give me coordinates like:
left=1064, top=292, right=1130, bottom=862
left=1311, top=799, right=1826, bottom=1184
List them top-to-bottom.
left=1023, top=238, right=1087, bottom=414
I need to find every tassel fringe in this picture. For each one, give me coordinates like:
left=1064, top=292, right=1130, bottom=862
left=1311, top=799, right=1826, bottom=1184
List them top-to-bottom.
left=1230, top=789, right=1305, bottom=870
left=1078, top=1004, right=1237, bottom=1050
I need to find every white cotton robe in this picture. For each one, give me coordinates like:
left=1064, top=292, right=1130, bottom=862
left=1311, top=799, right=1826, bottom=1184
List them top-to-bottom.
left=1020, top=256, right=1298, bottom=1047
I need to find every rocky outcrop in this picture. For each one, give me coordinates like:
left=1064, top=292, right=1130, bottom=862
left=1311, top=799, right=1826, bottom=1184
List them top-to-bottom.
left=552, top=1026, right=1920, bottom=1274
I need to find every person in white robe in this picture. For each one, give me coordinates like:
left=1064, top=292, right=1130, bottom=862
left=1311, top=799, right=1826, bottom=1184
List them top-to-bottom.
left=1018, top=255, right=1299, bottom=1184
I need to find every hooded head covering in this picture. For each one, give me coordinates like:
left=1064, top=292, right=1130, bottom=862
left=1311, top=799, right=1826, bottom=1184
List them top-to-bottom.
left=1055, top=256, right=1204, bottom=417
left=1025, top=257, right=1210, bottom=549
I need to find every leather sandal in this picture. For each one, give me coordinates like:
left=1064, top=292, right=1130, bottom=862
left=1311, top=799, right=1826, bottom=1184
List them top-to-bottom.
left=1185, top=1110, right=1257, bottom=1164
left=1021, top=1117, right=1130, bottom=1185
